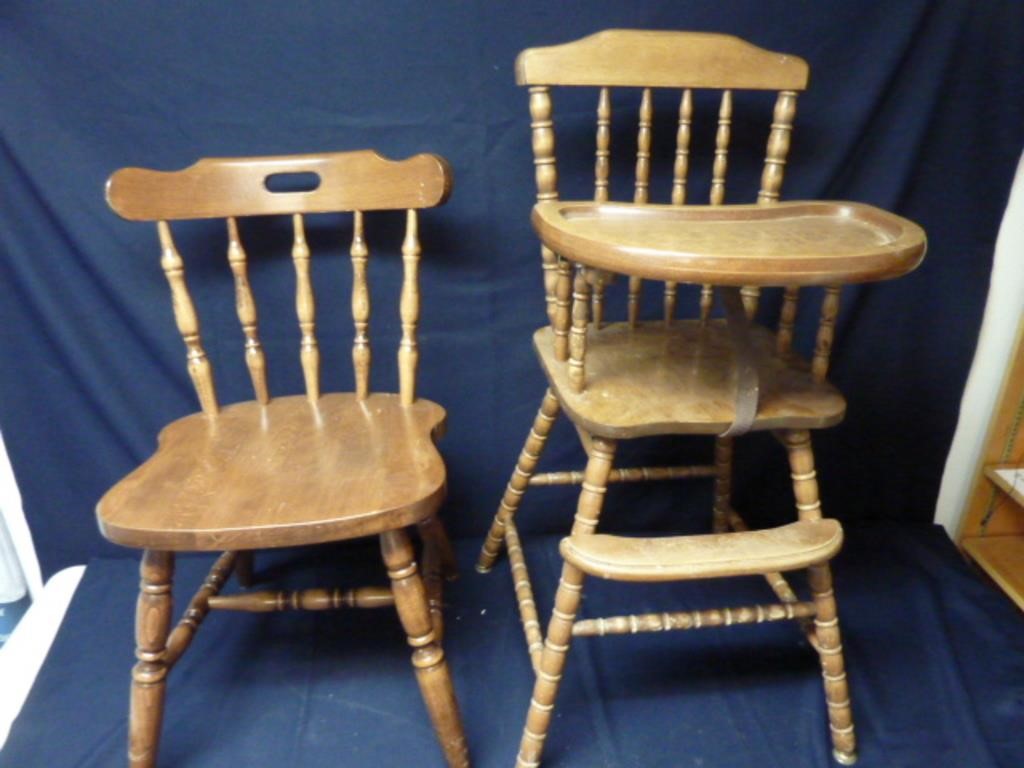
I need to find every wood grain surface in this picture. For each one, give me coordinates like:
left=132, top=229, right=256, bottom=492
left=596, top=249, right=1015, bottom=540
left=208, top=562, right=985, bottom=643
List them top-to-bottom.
left=532, top=200, right=927, bottom=286
left=533, top=321, right=846, bottom=438
left=97, top=393, right=447, bottom=550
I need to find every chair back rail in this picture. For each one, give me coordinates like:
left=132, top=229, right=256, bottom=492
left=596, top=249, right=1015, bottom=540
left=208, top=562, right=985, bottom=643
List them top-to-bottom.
left=516, top=30, right=845, bottom=391
left=106, top=150, right=451, bottom=410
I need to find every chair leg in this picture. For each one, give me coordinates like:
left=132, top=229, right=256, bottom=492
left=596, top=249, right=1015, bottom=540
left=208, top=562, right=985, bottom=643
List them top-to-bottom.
left=477, top=388, right=561, bottom=573
left=782, top=429, right=856, bottom=765
left=516, top=436, right=616, bottom=768
left=712, top=436, right=733, bottom=533
left=419, top=514, right=459, bottom=580
left=418, top=516, right=452, bottom=641
left=380, top=529, right=469, bottom=768
left=129, top=550, right=174, bottom=768
left=235, top=550, right=254, bottom=587
left=809, top=563, right=857, bottom=765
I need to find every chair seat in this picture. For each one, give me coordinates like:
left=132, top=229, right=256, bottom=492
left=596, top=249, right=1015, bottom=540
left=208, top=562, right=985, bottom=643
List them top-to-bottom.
left=534, top=320, right=846, bottom=438
left=97, top=393, right=447, bottom=551
left=560, top=519, right=843, bottom=582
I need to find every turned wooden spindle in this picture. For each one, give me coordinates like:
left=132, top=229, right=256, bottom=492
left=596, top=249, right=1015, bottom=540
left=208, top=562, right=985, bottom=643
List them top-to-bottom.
left=529, top=85, right=567, bottom=359
left=529, top=86, right=560, bottom=327
left=591, top=87, right=612, bottom=329
left=594, top=87, right=611, bottom=203
left=627, top=88, right=653, bottom=328
left=666, top=88, right=693, bottom=324
left=710, top=89, right=732, bottom=205
left=697, top=90, right=733, bottom=323
left=759, top=90, right=798, bottom=204
left=761, top=90, right=799, bottom=327
left=399, top=209, right=421, bottom=405
left=350, top=210, right=371, bottom=400
left=291, top=213, right=319, bottom=402
left=226, top=219, right=269, bottom=405
left=156, top=222, right=218, bottom=414
left=553, top=257, right=572, bottom=362
left=568, top=264, right=591, bottom=393
left=777, top=285, right=800, bottom=356
left=812, top=286, right=841, bottom=382
left=477, top=389, right=561, bottom=573
left=782, top=429, right=821, bottom=522
left=783, top=429, right=856, bottom=764
left=517, top=436, right=617, bottom=768
left=712, top=437, right=732, bottom=534
left=529, top=464, right=715, bottom=487
left=381, top=530, right=469, bottom=768
left=129, top=550, right=174, bottom=768
left=165, top=551, right=235, bottom=667
left=809, top=563, right=857, bottom=765
left=208, top=586, right=395, bottom=612
left=572, top=601, right=817, bottom=637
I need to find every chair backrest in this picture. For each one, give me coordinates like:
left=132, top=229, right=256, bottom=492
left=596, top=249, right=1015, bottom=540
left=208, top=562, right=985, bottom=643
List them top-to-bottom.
left=516, top=30, right=831, bottom=375
left=107, top=150, right=452, bottom=413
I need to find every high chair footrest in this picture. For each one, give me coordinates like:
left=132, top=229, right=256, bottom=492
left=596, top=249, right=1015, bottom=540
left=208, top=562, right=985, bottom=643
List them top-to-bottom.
left=560, top=519, right=843, bottom=582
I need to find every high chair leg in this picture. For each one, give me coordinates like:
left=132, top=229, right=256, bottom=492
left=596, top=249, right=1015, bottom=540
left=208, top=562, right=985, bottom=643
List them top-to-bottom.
left=477, top=388, right=560, bottom=573
left=782, top=429, right=856, bottom=765
left=515, top=436, right=616, bottom=768
left=810, top=563, right=857, bottom=765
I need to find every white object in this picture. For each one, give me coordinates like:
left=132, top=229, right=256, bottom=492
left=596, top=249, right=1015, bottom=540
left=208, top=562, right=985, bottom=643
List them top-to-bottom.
left=935, top=151, right=1024, bottom=535
left=0, top=429, right=87, bottom=749
left=0, top=430, right=42, bottom=602
left=0, top=565, right=86, bottom=749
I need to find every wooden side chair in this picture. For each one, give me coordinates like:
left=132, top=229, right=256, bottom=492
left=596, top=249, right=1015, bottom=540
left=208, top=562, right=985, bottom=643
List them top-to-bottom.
left=475, top=31, right=924, bottom=767
left=99, top=150, right=469, bottom=767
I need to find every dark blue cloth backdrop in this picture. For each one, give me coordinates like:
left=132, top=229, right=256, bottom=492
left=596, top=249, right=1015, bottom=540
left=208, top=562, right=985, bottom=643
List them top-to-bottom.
left=1, top=1, right=1023, bottom=575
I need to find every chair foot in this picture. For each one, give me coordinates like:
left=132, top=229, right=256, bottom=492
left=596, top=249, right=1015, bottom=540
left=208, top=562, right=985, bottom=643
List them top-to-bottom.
left=477, top=389, right=560, bottom=572
left=381, top=529, right=469, bottom=768
left=128, top=550, right=174, bottom=768
left=833, top=748, right=858, bottom=765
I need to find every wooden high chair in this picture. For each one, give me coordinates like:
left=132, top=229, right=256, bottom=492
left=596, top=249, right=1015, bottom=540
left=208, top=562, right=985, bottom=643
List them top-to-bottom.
left=472, top=31, right=926, bottom=766
left=99, top=150, right=469, bottom=767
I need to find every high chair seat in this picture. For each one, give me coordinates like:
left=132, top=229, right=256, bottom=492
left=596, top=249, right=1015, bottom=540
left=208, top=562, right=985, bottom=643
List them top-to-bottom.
left=534, top=320, right=846, bottom=438
left=97, top=393, right=447, bottom=551
left=560, top=519, right=843, bottom=581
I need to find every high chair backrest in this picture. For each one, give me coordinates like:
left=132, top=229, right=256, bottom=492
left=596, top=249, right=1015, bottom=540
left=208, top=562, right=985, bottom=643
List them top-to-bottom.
left=516, top=30, right=821, bottom=367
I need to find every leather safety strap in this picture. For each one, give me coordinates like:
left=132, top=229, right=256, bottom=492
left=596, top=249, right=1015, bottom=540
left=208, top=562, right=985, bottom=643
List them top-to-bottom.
left=718, top=286, right=760, bottom=437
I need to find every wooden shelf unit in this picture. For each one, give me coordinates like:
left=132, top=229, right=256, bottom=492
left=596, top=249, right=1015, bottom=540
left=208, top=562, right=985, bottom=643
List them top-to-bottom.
left=957, top=317, right=1024, bottom=610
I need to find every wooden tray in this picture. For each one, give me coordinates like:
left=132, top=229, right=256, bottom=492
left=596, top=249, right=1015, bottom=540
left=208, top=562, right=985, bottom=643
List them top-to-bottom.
left=532, top=200, right=927, bottom=286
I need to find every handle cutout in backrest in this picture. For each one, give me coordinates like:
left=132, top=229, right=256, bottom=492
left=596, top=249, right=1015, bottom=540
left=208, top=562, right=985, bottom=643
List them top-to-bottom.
left=264, top=172, right=322, bottom=194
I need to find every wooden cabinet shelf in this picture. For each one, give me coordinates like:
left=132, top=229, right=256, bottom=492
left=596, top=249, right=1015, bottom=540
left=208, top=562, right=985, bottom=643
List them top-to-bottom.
left=958, top=318, right=1024, bottom=609
left=961, top=535, right=1024, bottom=610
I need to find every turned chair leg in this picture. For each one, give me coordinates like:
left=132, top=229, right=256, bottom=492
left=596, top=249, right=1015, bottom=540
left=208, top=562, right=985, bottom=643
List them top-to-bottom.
left=477, top=388, right=560, bottom=573
left=783, top=429, right=857, bottom=765
left=516, top=436, right=616, bottom=768
left=712, top=436, right=733, bottom=533
left=419, top=514, right=459, bottom=580
left=418, top=515, right=455, bottom=641
left=381, top=529, right=469, bottom=768
left=129, top=550, right=174, bottom=768
left=235, top=550, right=254, bottom=588
left=810, top=563, right=857, bottom=765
